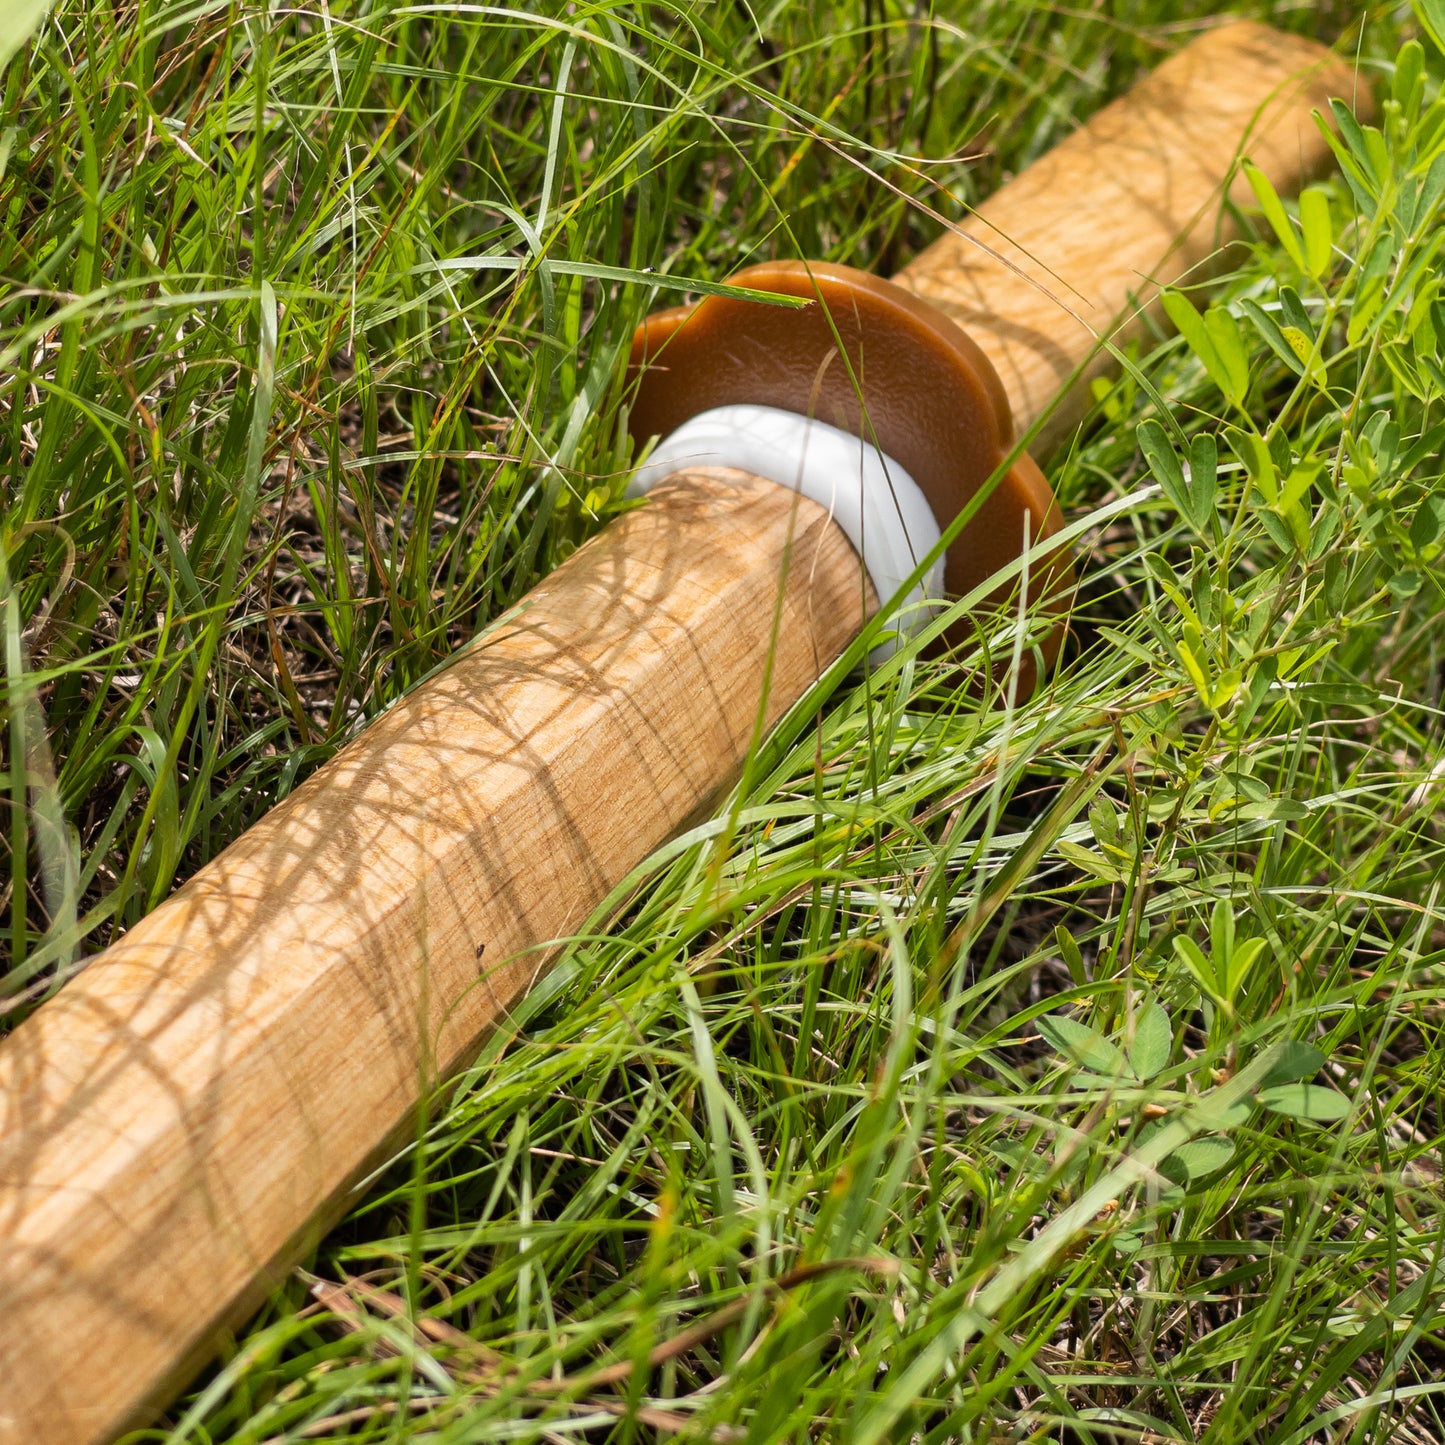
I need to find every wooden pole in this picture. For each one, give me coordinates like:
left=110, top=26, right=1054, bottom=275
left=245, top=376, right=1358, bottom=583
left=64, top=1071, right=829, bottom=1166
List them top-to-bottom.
left=897, top=21, right=1362, bottom=452
left=0, top=22, right=1361, bottom=1443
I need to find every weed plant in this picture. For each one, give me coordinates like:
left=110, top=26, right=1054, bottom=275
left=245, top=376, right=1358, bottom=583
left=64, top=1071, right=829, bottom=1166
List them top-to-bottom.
left=4, top=0, right=1445, bottom=1440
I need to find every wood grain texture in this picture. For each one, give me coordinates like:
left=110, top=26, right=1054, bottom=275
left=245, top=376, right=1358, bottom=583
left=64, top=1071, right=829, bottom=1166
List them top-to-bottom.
left=896, top=20, right=1367, bottom=455
left=0, top=471, right=871, bottom=1445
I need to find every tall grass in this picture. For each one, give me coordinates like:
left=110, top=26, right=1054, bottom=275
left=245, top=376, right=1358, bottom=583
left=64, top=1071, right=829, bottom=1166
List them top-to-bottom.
left=6, top=1, right=1445, bottom=1441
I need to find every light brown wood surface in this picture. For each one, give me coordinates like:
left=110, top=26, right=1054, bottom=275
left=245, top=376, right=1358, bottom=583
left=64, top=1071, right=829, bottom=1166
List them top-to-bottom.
left=896, top=20, right=1365, bottom=454
left=0, top=21, right=1367, bottom=1445
left=0, top=472, right=870, bottom=1445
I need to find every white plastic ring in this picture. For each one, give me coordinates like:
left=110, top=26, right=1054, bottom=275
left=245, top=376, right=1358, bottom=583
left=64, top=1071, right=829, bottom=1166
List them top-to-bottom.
left=628, top=404, right=944, bottom=636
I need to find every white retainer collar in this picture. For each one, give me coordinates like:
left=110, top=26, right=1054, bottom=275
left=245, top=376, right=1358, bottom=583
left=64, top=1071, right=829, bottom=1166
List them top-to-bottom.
left=628, top=404, right=944, bottom=639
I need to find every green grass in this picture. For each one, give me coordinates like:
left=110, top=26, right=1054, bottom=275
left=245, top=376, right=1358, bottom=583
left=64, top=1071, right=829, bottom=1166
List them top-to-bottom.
left=6, top=0, right=1445, bottom=1440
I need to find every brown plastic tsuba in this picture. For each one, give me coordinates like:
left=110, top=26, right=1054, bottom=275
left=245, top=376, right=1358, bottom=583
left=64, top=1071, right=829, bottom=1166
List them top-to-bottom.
left=625, top=260, right=1072, bottom=669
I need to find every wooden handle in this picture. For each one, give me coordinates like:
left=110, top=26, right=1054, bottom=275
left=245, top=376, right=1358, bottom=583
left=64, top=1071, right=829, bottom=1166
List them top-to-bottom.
left=895, top=20, right=1365, bottom=453
left=0, top=473, right=871, bottom=1444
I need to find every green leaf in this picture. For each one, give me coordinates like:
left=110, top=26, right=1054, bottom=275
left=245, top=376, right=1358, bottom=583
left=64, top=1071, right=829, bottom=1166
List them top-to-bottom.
left=0, top=0, right=52, bottom=71
left=1415, top=0, right=1445, bottom=56
left=1394, top=39, right=1425, bottom=113
left=1328, top=98, right=1380, bottom=187
left=1314, top=114, right=1376, bottom=218
left=1420, top=154, right=1445, bottom=233
left=1243, top=160, right=1306, bottom=271
left=1298, top=188, right=1334, bottom=278
left=1347, top=233, right=1398, bottom=345
left=1348, top=276, right=1388, bottom=347
left=1278, top=286, right=1314, bottom=339
left=1161, top=288, right=1218, bottom=368
left=1273, top=289, right=1326, bottom=386
left=1162, top=290, right=1248, bottom=405
left=1240, top=298, right=1311, bottom=379
left=1202, top=306, right=1251, bottom=405
left=1280, top=326, right=1313, bottom=365
left=1137, top=419, right=1191, bottom=525
left=1400, top=421, right=1445, bottom=474
left=1140, top=422, right=1218, bottom=538
left=1229, top=425, right=1278, bottom=504
left=1187, top=432, right=1219, bottom=534
left=1277, top=462, right=1322, bottom=516
left=1410, top=496, right=1445, bottom=553
left=1177, top=634, right=1214, bottom=707
left=1232, top=657, right=1279, bottom=733
left=1211, top=668, right=1243, bottom=713
left=1088, top=796, right=1120, bottom=848
left=1236, top=798, right=1308, bottom=821
left=1057, top=839, right=1127, bottom=883
left=1210, top=901, right=1236, bottom=963
left=1055, top=925, right=1086, bottom=987
left=1172, top=936, right=1217, bottom=1000
left=1224, top=936, right=1267, bottom=999
left=1128, top=1001, right=1172, bottom=1081
left=1038, top=1014, right=1126, bottom=1076
left=1261, top=1040, right=1327, bottom=1088
left=1259, top=1084, right=1350, bottom=1122
left=1214, top=1097, right=1255, bottom=1129
left=1163, top=1135, right=1236, bottom=1182
left=989, top=1139, right=1050, bottom=1177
